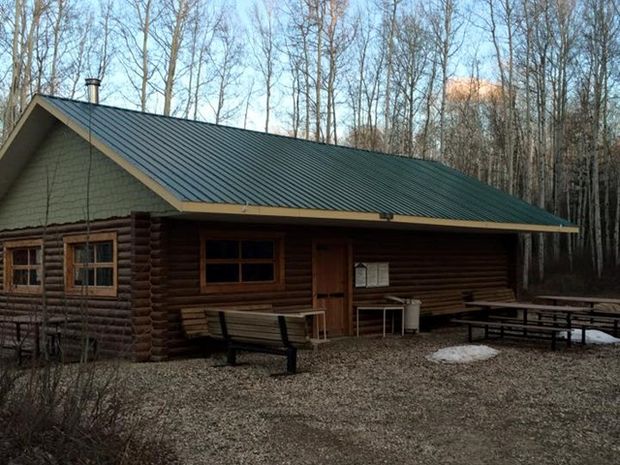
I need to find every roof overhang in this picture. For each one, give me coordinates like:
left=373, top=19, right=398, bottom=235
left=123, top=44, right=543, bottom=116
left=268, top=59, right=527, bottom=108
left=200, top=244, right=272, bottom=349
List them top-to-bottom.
left=0, top=96, right=579, bottom=235
left=176, top=202, right=579, bottom=234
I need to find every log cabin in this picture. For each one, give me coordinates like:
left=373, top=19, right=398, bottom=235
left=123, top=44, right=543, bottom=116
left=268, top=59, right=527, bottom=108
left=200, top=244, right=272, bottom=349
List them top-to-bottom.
left=0, top=93, right=578, bottom=361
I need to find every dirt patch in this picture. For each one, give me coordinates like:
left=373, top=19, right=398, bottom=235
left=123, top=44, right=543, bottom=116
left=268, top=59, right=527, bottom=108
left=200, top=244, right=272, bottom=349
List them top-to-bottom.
left=124, top=328, right=620, bottom=465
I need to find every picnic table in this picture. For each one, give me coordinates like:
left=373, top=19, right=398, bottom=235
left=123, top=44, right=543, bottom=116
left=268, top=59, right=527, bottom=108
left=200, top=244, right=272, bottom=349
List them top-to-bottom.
left=537, top=295, right=620, bottom=308
left=465, top=300, right=591, bottom=327
left=0, top=314, right=81, bottom=360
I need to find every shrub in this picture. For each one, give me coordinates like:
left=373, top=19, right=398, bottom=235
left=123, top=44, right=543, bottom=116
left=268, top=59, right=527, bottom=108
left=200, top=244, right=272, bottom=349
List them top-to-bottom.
left=0, top=356, right=178, bottom=465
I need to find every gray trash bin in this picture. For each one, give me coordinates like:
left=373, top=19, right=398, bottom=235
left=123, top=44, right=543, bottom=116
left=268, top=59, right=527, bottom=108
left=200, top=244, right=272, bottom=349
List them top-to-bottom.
left=385, top=296, right=421, bottom=333
left=404, top=300, right=421, bottom=333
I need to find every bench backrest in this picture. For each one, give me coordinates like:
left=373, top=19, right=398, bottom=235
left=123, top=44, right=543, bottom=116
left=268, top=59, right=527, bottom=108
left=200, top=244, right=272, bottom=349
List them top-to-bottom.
left=472, top=287, right=516, bottom=303
left=417, top=291, right=466, bottom=316
left=180, top=304, right=274, bottom=340
left=180, top=308, right=209, bottom=339
left=205, top=309, right=310, bottom=347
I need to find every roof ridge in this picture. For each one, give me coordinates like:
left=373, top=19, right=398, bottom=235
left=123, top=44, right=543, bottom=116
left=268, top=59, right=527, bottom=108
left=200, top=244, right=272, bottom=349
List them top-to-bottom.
left=37, top=93, right=431, bottom=163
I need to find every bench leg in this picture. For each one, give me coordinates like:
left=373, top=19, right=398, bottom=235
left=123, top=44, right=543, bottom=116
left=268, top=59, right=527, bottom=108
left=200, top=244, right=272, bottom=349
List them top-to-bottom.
left=467, top=324, right=473, bottom=342
left=484, top=325, right=489, bottom=340
left=582, top=326, right=586, bottom=345
left=551, top=331, right=557, bottom=351
left=227, top=346, right=237, bottom=366
left=286, top=347, right=297, bottom=374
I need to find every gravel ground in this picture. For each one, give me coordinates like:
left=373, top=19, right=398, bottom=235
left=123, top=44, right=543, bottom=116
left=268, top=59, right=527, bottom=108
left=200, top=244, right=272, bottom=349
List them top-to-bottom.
left=125, top=328, right=620, bottom=465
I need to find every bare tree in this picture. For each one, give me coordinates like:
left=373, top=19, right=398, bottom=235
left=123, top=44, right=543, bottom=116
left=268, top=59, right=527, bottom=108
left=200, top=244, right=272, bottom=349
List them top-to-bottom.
left=116, top=0, right=160, bottom=111
left=153, top=0, right=196, bottom=116
left=250, top=0, right=279, bottom=132
left=207, top=12, right=244, bottom=124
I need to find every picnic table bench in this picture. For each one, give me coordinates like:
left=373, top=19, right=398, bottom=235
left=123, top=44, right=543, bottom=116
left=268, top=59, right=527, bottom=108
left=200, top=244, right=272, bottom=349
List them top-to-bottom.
left=454, top=300, right=620, bottom=349
left=204, top=308, right=325, bottom=374
left=488, top=314, right=618, bottom=344
left=451, top=318, right=567, bottom=350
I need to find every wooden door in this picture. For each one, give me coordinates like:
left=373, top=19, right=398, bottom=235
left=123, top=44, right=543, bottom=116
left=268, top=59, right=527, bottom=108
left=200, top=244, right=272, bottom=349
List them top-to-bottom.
left=313, top=241, right=350, bottom=337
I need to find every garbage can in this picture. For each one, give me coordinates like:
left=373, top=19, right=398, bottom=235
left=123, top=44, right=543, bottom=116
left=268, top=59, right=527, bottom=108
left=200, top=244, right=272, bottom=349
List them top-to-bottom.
left=385, top=296, right=421, bottom=334
left=404, top=300, right=421, bottom=333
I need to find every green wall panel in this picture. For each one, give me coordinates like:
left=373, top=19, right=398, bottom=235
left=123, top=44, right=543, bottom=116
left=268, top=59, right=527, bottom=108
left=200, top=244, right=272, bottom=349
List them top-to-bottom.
left=0, top=124, right=174, bottom=230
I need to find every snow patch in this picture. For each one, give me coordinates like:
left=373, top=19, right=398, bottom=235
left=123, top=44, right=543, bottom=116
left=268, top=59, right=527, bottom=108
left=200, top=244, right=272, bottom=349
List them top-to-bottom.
left=560, top=329, right=620, bottom=345
left=427, top=345, right=499, bottom=364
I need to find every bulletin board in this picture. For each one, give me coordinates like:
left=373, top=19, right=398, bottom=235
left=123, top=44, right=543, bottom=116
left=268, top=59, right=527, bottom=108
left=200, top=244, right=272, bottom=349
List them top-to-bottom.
left=354, top=262, right=389, bottom=288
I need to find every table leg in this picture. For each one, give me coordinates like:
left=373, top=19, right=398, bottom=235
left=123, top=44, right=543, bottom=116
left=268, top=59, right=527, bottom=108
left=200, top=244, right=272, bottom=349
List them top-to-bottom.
left=356, top=308, right=360, bottom=337
left=383, top=308, right=386, bottom=337
left=401, top=308, right=405, bottom=336
left=35, top=323, right=40, bottom=359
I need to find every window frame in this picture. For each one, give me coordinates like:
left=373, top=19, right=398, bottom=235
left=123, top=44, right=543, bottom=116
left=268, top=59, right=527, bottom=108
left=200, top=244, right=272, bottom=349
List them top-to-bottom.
left=64, top=232, right=118, bottom=297
left=200, top=232, right=285, bottom=294
left=2, top=239, right=44, bottom=294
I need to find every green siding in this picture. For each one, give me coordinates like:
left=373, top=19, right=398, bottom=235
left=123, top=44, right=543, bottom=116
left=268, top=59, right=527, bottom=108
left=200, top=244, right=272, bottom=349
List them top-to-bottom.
left=0, top=124, right=174, bottom=230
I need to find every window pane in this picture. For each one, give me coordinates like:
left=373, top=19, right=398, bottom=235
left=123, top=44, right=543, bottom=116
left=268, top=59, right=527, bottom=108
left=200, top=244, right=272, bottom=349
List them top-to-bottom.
left=205, top=240, right=239, bottom=259
left=241, top=240, right=274, bottom=259
left=95, top=242, right=114, bottom=263
left=74, top=245, right=94, bottom=264
left=29, top=248, right=42, bottom=265
left=13, top=249, right=29, bottom=266
left=241, top=263, right=274, bottom=282
left=205, top=264, right=239, bottom=283
left=96, top=267, right=114, bottom=286
left=74, top=268, right=95, bottom=286
left=29, top=269, right=41, bottom=286
left=12, top=270, right=29, bottom=286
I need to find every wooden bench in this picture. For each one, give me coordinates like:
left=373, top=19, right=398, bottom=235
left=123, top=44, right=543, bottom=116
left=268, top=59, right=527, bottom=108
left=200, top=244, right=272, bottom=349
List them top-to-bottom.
left=471, top=287, right=517, bottom=303
left=416, top=291, right=466, bottom=316
left=180, top=304, right=274, bottom=340
left=180, top=308, right=210, bottom=340
left=204, top=309, right=320, bottom=374
left=508, top=311, right=619, bottom=338
left=488, top=314, right=619, bottom=345
left=451, top=318, right=567, bottom=350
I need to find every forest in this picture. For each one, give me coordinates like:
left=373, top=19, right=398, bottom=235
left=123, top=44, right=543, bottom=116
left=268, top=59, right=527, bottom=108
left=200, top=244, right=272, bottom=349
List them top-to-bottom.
left=0, top=0, right=619, bottom=288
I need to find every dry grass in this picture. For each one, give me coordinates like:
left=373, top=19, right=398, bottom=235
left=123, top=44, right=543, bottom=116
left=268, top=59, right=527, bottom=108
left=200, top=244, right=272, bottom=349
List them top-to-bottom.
left=124, top=328, right=620, bottom=465
left=0, top=358, right=179, bottom=465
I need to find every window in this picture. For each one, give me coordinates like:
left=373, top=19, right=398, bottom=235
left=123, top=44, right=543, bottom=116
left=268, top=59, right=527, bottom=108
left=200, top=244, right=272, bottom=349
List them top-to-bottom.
left=64, top=232, right=117, bottom=297
left=200, top=233, right=284, bottom=293
left=3, top=239, right=43, bottom=294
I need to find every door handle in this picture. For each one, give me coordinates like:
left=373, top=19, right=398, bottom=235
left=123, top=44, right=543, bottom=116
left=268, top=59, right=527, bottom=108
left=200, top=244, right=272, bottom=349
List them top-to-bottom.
left=317, top=293, right=329, bottom=298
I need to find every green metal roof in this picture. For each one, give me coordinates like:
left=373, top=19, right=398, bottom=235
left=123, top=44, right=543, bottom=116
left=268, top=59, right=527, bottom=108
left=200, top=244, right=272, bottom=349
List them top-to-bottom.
left=17, top=96, right=575, bottom=230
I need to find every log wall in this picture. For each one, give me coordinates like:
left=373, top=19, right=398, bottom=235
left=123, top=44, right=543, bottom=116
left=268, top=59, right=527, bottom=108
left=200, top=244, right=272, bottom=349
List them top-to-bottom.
left=0, top=215, right=518, bottom=361
left=0, top=217, right=135, bottom=358
left=161, top=219, right=517, bottom=357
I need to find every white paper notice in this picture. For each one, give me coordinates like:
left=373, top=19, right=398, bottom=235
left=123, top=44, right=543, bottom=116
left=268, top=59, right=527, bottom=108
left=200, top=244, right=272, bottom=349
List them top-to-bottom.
left=377, top=262, right=389, bottom=287
left=354, top=263, right=367, bottom=288
left=366, top=263, right=379, bottom=287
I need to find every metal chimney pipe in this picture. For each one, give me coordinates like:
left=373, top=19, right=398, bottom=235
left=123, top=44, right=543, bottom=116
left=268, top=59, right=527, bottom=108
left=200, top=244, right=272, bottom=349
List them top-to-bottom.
left=85, top=78, right=101, bottom=104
